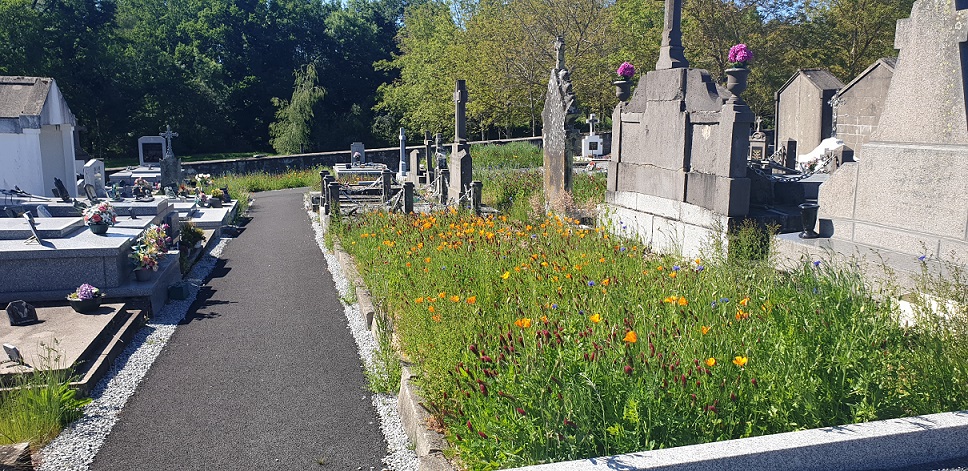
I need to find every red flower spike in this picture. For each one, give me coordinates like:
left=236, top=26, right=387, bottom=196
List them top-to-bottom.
left=624, top=365, right=633, bottom=375
left=516, top=408, right=527, bottom=416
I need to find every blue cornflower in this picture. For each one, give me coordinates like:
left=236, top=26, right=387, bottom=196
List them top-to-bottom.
left=918, top=255, right=927, bottom=262
left=813, top=260, right=821, bottom=267
left=672, top=265, right=681, bottom=271
left=696, top=265, right=705, bottom=272
left=587, top=280, right=596, bottom=287
left=720, top=297, right=730, bottom=303
left=551, top=304, right=558, bottom=309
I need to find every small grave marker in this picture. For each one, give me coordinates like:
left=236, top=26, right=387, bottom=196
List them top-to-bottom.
left=5, top=300, right=38, bottom=326
left=3, top=344, right=22, bottom=364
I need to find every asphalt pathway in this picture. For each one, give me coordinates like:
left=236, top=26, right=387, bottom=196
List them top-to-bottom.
left=91, top=188, right=386, bottom=470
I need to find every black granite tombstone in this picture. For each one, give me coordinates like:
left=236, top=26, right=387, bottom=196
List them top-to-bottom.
left=5, top=300, right=38, bottom=326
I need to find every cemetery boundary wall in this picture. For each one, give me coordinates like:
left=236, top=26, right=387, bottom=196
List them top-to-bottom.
left=108, top=134, right=610, bottom=178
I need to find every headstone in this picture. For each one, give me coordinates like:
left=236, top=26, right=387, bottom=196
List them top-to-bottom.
left=655, top=0, right=688, bottom=69
left=817, top=0, right=968, bottom=262
left=542, top=37, right=580, bottom=203
left=449, top=80, right=473, bottom=202
left=581, top=113, right=604, bottom=158
left=749, top=117, right=769, bottom=161
left=159, top=125, right=181, bottom=191
left=423, top=131, right=434, bottom=179
left=138, top=136, right=167, bottom=166
left=351, top=142, right=366, bottom=165
left=409, top=149, right=421, bottom=183
left=82, top=159, right=107, bottom=198
left=52, top=177, right=72, bottom=202
left=403, top=181, right=414, bottom=214
left=84, top=184, right=99, bottom=203
left=219, top=186, right=231, bottom=202
left=35, top=205, right=52, bottom=218
left=22, top=213, right=43, bottom=244
left=5, top=300, right=38, bottom=326
left=3, top=344, right=22, bottom=363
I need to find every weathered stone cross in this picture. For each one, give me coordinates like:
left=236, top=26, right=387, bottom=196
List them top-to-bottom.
left=655, top=0, right=688, bottom=70
left=454, top=80, right=467, bottom=142
left=587, top=113, right=599, bottom=134
left=160, top=124, right=178, bottom=159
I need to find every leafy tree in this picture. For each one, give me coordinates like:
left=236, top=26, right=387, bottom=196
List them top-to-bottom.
left=270, top=64, right=326, bottom=154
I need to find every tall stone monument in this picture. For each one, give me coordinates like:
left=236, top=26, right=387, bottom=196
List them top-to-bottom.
left=606, top=0, right=754, bottom=257
left=818, top=0, right=968, bottom=261
left=542, top=36, right=580, bottom=204
left=448, top=80, right=472, bottom=202
left=159, top=124, right=181, bottom=192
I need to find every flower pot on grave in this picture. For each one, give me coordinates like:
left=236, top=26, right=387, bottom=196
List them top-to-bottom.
left=725, top=67, right=750, bottom=98
left=613, top=80, right=632, bottom=102
left=89, top=223, right=110, bottom=235
left=134, top=269, right=153, bottom=282
left=68, top=297, right=102, bottom=314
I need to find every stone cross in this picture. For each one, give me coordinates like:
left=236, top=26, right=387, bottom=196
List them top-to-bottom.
left=655, top=0, right=689, bottom=70
left=871, top=0, right=968, bottom=145
left=554, top=36, right=566, bottom=70
left=454, top=80, right=468, bottom=142
left=827, top=95, right=844, bottom=138
left=588, top=113, right=599, bottom=134
left=160, top=124, right=178, bottom=159
left=399, top=127, right=408, bottom=176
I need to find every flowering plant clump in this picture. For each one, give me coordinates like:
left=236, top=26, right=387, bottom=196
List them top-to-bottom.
left=728, top=43, right=753, bottom=68
left=616, top=61, right=635, bottom=80
left=195, top=173, right=214, bottom=187
left=210, top=188, right=224, bottom=199
left=83, top=202, right=118, bottom=226
left=130, top=224, right=169, bottom=271
left=142, top=224, right=171, bottom=253
left=130, top=248, right=159, bottom=271
left=68, top=283, right=103, bottom=301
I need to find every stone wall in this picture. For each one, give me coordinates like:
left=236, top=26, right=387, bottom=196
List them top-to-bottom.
left=835, top=59, right=895, bottom=159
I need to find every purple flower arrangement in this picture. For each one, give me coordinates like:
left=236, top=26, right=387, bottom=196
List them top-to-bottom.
left=728, top=44, right=753, bottom=68
left=616, top=62, right=635, bottom=80
left=69, top=283, right=103, bottom=301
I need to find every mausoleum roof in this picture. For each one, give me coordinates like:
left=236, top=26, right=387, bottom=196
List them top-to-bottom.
left=836, top=58, right=897, bottom=96
left=777, top=69, right=844, bottom=95
left=0, top=76, right=53, bottom=119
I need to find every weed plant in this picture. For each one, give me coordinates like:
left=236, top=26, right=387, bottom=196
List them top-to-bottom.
left=213, top=166, right=326, bottom=216
left=337, top=209, right=968, bottom=470
left=0, top=344, right=91, bottom=448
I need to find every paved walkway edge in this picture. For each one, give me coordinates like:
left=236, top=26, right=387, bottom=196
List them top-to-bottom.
left=323, top=217, right=455, bottom=471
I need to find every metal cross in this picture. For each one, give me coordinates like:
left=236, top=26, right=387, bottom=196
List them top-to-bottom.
left=587, top=113, right=599, bottom=134
left=160, top=124, right=178, bottom=159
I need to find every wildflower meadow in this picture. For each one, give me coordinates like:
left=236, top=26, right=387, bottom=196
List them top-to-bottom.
left=336, top=207, right=968, bottom=470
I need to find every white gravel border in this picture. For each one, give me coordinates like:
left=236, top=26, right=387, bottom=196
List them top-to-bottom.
left=309, top=210, right=419, bottom=471
left=37, top=238, right=231, bottom=471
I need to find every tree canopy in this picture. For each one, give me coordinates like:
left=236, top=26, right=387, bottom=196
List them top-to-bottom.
left=0, top=0, right=916, bottom=162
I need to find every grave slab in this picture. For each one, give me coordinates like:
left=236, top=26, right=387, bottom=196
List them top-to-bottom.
left=0, top=217, right=83, bottom=240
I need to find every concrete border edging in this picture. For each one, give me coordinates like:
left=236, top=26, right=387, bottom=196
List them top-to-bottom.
left=329, top=237, right=456, bottom=471
left=503, top=410, right=968, bottom=471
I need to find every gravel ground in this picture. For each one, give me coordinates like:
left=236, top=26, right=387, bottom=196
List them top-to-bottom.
left=309, top=209, right=419, bottom=471
left=37, top=238, right=231, bottom=471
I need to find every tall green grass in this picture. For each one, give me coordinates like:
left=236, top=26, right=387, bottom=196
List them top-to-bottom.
left=471, top=142, right=543, bottom=169
left=213, top=166, right=326, bottom=217
left=0, top=344, right=91, bottom=448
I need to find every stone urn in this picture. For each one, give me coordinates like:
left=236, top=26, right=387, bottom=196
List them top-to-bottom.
left=724, top=67, right=750, bottom=98
left=613, top=80, right=632, bottom=102
left=89, top=223, right=110, bottom=235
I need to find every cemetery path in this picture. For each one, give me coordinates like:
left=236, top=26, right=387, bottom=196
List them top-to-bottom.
left=90, top=188, right=387, bottom=470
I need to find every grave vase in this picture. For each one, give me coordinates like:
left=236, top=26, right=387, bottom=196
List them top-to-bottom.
left=725, top=67, right=750, bottom=98
left=613, top=80, right=632, bottom=102
left=210, top=198, right=223, bottom=208
left=798, top=202, right=820, bottom=239
left=89, top=223, right=110, bottom=235
left=134, top=269, right=153, bottom=282
left=69, top=297, right=102, bottom=314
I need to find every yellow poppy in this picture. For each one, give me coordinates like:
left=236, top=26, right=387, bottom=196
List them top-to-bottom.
left=589, top=313, right=602, bottom=324
left=622, top=331, right=638, bottom=343
left=733, top=356, right=748, bottom=367
left=705, top=357, right=717, bottom=367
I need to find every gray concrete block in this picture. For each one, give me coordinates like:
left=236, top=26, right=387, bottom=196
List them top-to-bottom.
left=643, top=68, right=686, bottom=102
left=853, top=142, right=968, bottom=240
left=818, top=162, right=857, bottom=220
left=616, top=164, right=686, bottom=201
left=684, top=172, right=750, bottom=216
left=853, top=222, right=941, bottom=257
left=938, top=238, right=968, bottom=265
left=398, top=366, right=449, bottom=458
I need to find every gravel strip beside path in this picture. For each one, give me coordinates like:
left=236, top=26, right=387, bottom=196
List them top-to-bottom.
left=87, top=188, right=386, bottom=470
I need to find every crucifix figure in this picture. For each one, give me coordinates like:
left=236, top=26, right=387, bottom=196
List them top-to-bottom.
left=655, top=0, right=689, bottom=70
left=160, top=124, right=179, bottom=159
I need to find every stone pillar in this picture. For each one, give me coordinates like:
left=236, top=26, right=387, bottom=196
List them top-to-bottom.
left=449, top=80, right=472, bottom=201
left=399, top=128, right=408, bottom=176
left=423, top=131, right=434, bottom=182
left=438, top=168, right=449, bottom=205
left=381, top=169, right=394, bottom=203
left=471, top=180, right=483, bottom=214
left=327, top=181, right=340, bottom=217
left=404, top=182, right=414, bottom=214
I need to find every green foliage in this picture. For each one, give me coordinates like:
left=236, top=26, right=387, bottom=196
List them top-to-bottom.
left=270, top=64, right=327, bottom=155
left=472, top=142, right=543, bottom=169
left=337, top=209, right=968, bottom=470
left=366, top=312, right=404, bottom=394
left=0, top=343, right=92, bottom=447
